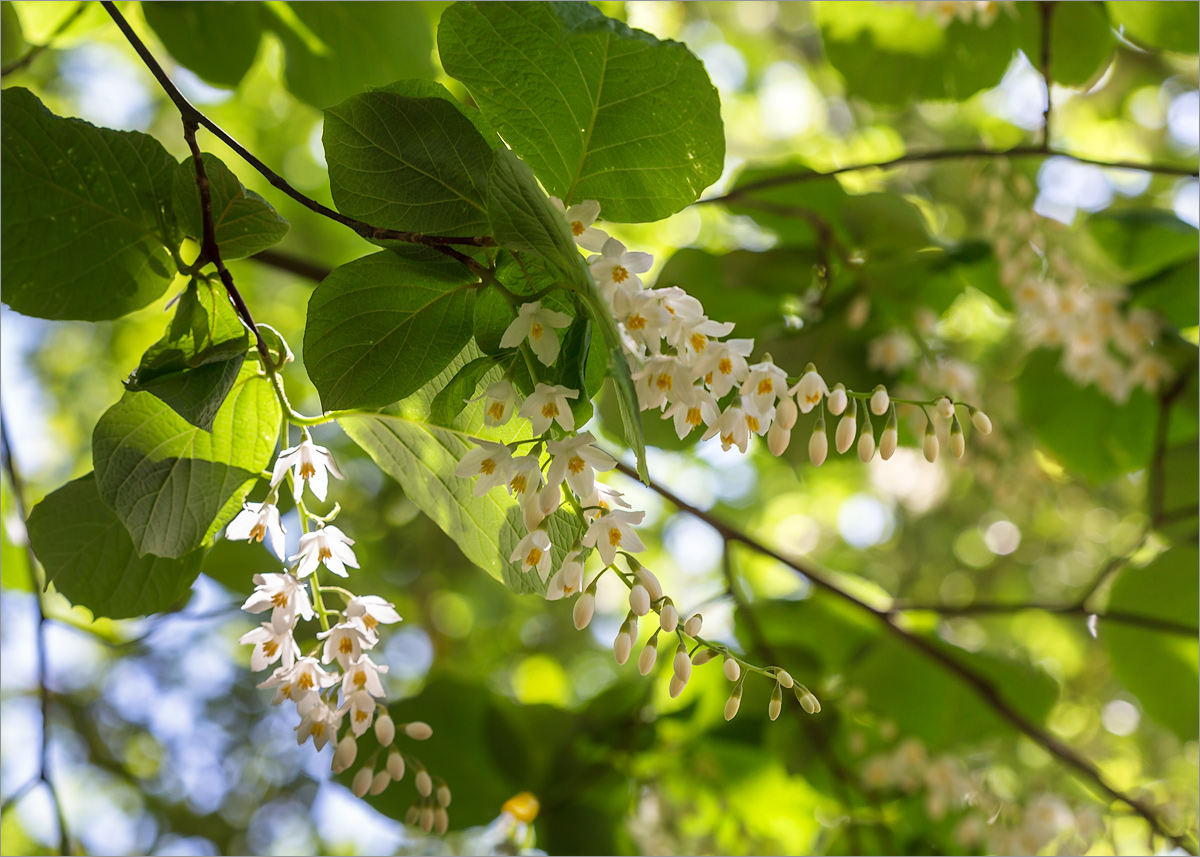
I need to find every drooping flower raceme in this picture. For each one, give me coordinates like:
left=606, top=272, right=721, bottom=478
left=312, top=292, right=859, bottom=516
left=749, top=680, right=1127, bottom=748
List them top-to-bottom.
left=500, top=300, right=573, bottom=365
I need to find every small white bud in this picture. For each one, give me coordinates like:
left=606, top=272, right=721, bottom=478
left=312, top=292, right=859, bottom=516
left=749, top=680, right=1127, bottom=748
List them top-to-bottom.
left=827, top=384, right=848, bottom=416
left=870, top=385, right=890, bottom=416
left=776, top=395, right=798, bottom=431
left=937, top=396, right=955, bottom=420
left=835, top=403, right=858, bottom=454
left=880, top=408, right=898, bottom=461
left=971, top=408, right=992, bottom=434
left=950, top=416, right=965, bottom=459
left=857, top=417, right=875, bottom=462
left=809, top=420, right=828, bottom=467
left=767, top=422, right=791, bottom=456
left=923, top=424, right=940, bottom=463
left=635, top=567, right=663, bottom=602
left=629, top=584, right=650, bottom=616
left=573, top=589, right=596, bottom=630
left=659, top=601, right=678, bottom=633
left=684, top=613, right=703, bottom=637
left=613, top=629, right=632, bottom=665
left=638, top=636, right=659, bottom=675
left=673, top=643, right=692, bottom=682
left=692, top=647, right=719, bottom=666
left=723, top=657, right=741, bottom=682
left=774, top=668, right=794, bottom=689
left=669, top=674, right=687, bottom=698
left=769, top=683, right=783, bottom=721
left=795, top=685, right=821, bottom=714
left=724, top=686, right=743, bottom=721
left=375, top=714, right=395, bottom=747
left=404, top=721, right=433, bottom=741
left=332, top=734, right=358, bottom=774
left=387, top=750, right=406, bottom=781
left=352, top=766, right=373, bottom=798
left=416, top=769, right=433, bottom=797
left=370, top=770, right=391, bottom=795
left=437, top=784, right=452, bottom=807
left=404, top=804, right=420, bottom=826
left=419, top=805, right=434, bottom=833
left=434, top=807, right=449, bottom=835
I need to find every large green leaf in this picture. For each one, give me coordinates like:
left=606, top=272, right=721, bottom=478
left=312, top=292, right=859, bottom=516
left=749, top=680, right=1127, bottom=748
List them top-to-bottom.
left=265, top=1, right=435, bottom=108
left=438, top=1, right=724, bottom=223
left=1107, top=1, right=1199, bottom=54
left=1, top=2, right=25, bottom=67
left=141, top=2, right=264, bottom=88
left=0, top=87, right=179, bottom=320
left=323, top=90, right=493, bottom=236
left=487, top=148, right=582, bottom=278
left=172, top=153, right=288, bottom=261
left=1088, top=209, right=1198, bottom=279
left=304, top=250, right=479, bottom=410
left=1130, top=257, right=1199, bottom=330
left=124, top=279, right=250, bottom=430
left=339, top=344, right=583, bottom=595
left=92, top=362, right=281, bottom=558
left=28, top=474, right=205, bottom=619
left=1104, top=547, right=1199, bottom=740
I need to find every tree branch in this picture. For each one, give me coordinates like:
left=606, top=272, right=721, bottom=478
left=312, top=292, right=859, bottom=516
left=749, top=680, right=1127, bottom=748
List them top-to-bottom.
left=1039, top=1, right=1053, bottom=150
left=0, top=2, right=87, bottom=78
left=249, top=250, right=332, bottom=283
left=617, top=461, right=1198, bottom=855
left=890, top=601, right=1197, bottom=637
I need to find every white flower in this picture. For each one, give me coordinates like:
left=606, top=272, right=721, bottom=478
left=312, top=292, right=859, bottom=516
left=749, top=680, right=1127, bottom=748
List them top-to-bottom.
left=549, top=197, right=609, bottom=252
left=588, top=237, right=653, bottom=304
left=658, top=289, right=705, bottom=343
left=619, top=290, right=672, bottom=353
left=499, top=300, right=572, bottom=365
left=674, top=316, right=736, bottom=359
left=868, top=330, right=918, bottom=374
left=693, top=338, right=754, bottom=397
left=1129, top=352, right=1172, bottom=393
left=632, top=355, right=690, bottom=411
left=743, top=360, right=787, bottom=416
left=791, top=368, right=830, bottom=414
left=468, top=380, right=520, bottom=427
left=518, top=383, right=578, bottom=434
left=663, top=386, right=720, bottom=439
left=703, top=404, right=751, bottom=453
left=545, top=432, right=617, bottom=499
left=272, top=437, right=344, bottom=503
left=455, top=441, right=514, bottom=495
left=507, top=455, right=548, bottom=531
left=587, top=483, right=632, bottom=516
left=226, top=501, right=287, bottom=559
left=582, top=509, right=646, bottom=566
left=291, top=524, right=358, bottom=579
left=510, top=529, right=553, bottom=579
left=547, top=549, right=586, bottom=600
left=241, top=572, right=314, bottom=631
left=345, top=595, right=402, bottom=634
left=318, top=618, right=374, bottom=668
left=239, top=621, right=299, bottom=672
left=341, top=653, right=389, bottom=699
left=258, top=656, right=338, bottom=711
left=341, top=689, right=378, bottom=737
left=295, top=699, right=343, bottom=750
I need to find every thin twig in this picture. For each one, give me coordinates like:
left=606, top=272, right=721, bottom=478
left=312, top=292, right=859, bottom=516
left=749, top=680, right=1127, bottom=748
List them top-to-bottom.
left=0, top=1, right=87, bottom=77
left=1039, top=1, right=1053, bottom=150
left=250, top=250, right=332, bottom=283
left=617, top=461, right=1197, bottom=855
left=890, top=601, right=1196, bottom=637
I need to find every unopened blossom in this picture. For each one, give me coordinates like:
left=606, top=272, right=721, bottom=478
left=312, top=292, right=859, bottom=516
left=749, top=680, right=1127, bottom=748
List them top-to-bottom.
left=549, top=197, right=608, bottom=251
left=589, top=237, right=653, bottom=304
left=500, top=300, right=572, bottom=365
left=693, top=338, right=754, bottom=397
left=633, top=355, right=690, bottom=411
left=744, top=360, right=787, bottom=416
left=791, top=366, right=829, bottom=414
left=468, top=380, right=520, bottom=427
left=518, top=383, right=578, bottom=434
left=826, top=383, right=848, bottom=415
left=869, top=385, right=890, bottom=416
left=702, top=404, right=751, bottom=453
left=809, top=417, right=828, bottom=467
left=546, top=431, right=617, bottom=499
left=272, top=437, right=344, bottom=503
left=455, top=441, right=513, bottom=495
left=226, top=500, right=286, bottom=559
left=583, top=509, right=646, bottom=565
left=291, top=524, right=358, bottom=578
left=511, top=529, right=553, bottom=580
left=241, top=572, right=313, bottom=630
left=345, top=595, right=401, bottom=634
left=318, top=619, right=373, bottom=668
left=240, top=621, right=300, bottom=672
left=341, top=653, right=389, bottom=699
left=258, top=656, right=338, bottom=712
left=295, top=699, right=343, bottom=750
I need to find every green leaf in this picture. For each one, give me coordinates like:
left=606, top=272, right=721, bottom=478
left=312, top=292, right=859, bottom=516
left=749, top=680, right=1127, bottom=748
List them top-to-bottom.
left=265, top=1, right=435, bottom=108
left=438, top=1, right=725, bottom=223
left=1107, top=1, right=1199, bottom=53
left=1, top=2, right=25, bottom=67
left=141, top=2, right=264, bottom=88
left=1045, top=2, right=1115, bottom=86
left=369, top=80, right=500, bottom=147
left=0, top=87, right=179, bottom=320
left=323, top=90, right=493, bottom=236
left=487, top=148, right=582, bottom=277
left=172, top=153, right=289, bottom=260
left=1088, top=209, right=1198, bottom=279
left=656, top=247, right=804, bottom=335
left=303, top=250, right=479, bottom=411
left=1130, top=257, right=1199, bottom=330
left=125, top=279, right=250, bottom=430
left=473, top=286, right=514, bottom=356
left=555, top=314, right=595, bottom=427
left=339, top=344, right=583, bottom=595
left=1017, top=350, right=1156, bottom=481
left=428, top=354, right=501, bottom=427
left=92, top=362, right=281, bottom=558
left=27, top=475, right=205, bottom=619
left=1, top=476, right=30, bottom=593
left=1104, top=547, right=1199, bottom=740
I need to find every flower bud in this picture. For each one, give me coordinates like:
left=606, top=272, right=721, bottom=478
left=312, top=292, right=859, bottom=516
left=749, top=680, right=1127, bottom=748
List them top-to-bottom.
left=827, top=384, right=848, bottom=416
left=870, top=385, right=890, bottom=416
left=776, top=395, right=799, bottom=431
left=937, top=396, right=955, bottom=420
left=836, top=400, right=858, bottom=454
left=880, top=408, right=898, bottom=461
left=971, top=408, right=992, bottom=435
left=857, top=415, right=875, bottom=462
left=950, top=416, right=965, bottom=459
left=809, top=418, right=828, bottom=467
left=767, top=422, right=791, bottom=456
left=923, top=423, right=939, bottom=463
left=539, top=482, right=561, bottom=516
left=563, top=552, right=585, bottom=593
left=635, top=567, right=663, bottom=603
left=546, top=568, right=566, bottom=601
left=629, top=584, right=650, bottom=616
left=573, top=588, right=596, bottom=630
left=659, top=601, right=678, bottom=633
left=684, top=613, right=703, bottom=637
left=613, top=628, right=632, bottom=665
left=638, top=638, right=659, bottom=675
left=673, top=643, right=692, bottom=682
left=692, top=647, right=719, bottom=666
left=723, top=657, right=741, bottom=682
left=774, top=668, right=794, bottom=688
left=669, top=673, right=687, bottom=698
left=769, top=683, right=783, bottom=721
left=724, top=685, right=743, bottom=721
left=795, top=685, right=821, bottom=714
left=375, top=714, right=395, bottom=747
left=404, top=721, right=433, bottom=741
left=332, top=734, right=358, bottom=773
left=387, top=750, right=406, bottom=781
left=352, top=766, right=373, bottom=798
left=416, top=769, right=433, bottom=797
left=370, top=770, right=391, bottom=795
left=437, top=784, right=452, bottom=807
left=405, top=804, right=420, bottom=826
left=419, top=805, right=434, bottom=833
left=434, top=807, right=449, bottom=835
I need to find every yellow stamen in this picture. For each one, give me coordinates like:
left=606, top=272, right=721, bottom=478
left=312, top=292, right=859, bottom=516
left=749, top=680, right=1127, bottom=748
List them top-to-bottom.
left=571, top=220, right=585, bottom=236
left=612, top=265, right=629, bottom=283
left=626, top=313, right=647, bottom=331
left=530, top=322, right=544, bottom=341
left=690, top=333, right=708, bottom=352
left=718, top=357, right=732, bottom=376
left=655, top=373, right=673, bottom=392
left=756, top=379, right=773, bottom=396
left=486, top=401, right=506, bottom=421
left=541, top=402, right=559, bottom=419
left=686, top=407, right=702, bottom=427
left=746, top=415, right=760, bottom=432
left=721, top=433, right=734, bottom=446
left=568, top=455, right=586, bottom=475
left=479, top=457, right=496, bottom=476
left=299, top=461, right=316, bottom=480
left=510, top=475, right=528, bottom=495
left=249, top=522, right=266, bottom=543
left=608, top=527, right=623, bottom=547
left=318, top=546, right=332, bottom=562
left=525, top=548, right=543, bottom=567
left=271, top=591, right=289, bottom=609
left=363, top=615, right=378, bottom=632
left=339, top=638, right=354, bottom=655
left=264, top=640, right=279, bottom=657
left=353, top=670, right=367, bottom=687
left=298, top=673, right=314, bottom=690
left=355, top=710, right=369, bottom=722
left=312, top=722, right=325, bottom=738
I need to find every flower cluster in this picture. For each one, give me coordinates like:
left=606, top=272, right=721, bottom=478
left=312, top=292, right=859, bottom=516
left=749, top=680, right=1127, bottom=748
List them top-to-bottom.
left=910, top=0, right=1012, bottom=27
left=231, top=433, right=449, bottom=832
